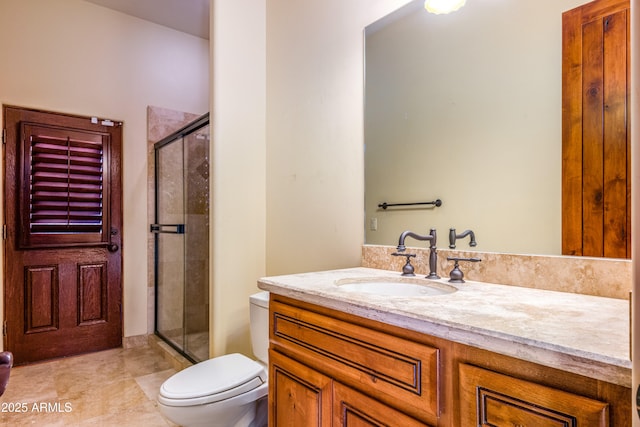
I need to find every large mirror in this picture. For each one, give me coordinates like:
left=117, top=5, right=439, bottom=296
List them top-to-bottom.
left=364, top=0, right=599, bottom=255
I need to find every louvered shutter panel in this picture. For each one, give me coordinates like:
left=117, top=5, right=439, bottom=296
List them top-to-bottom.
left=19, top=123, right=110, bottom=248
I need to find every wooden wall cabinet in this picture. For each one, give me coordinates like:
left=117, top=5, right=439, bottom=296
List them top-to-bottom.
left=268, top=295, right=630, bottom=426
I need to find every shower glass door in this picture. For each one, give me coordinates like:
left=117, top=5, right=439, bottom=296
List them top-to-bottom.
left=154, top=114, right=210, bottom=363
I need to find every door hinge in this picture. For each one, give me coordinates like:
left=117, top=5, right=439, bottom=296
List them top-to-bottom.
left=2, top=128, right=5, bottom=145
left=2, top=224, right=6, bottom=240
left=3, top=321, right=6, bottom=337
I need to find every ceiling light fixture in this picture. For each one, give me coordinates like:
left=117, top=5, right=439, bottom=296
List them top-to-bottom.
left=424, top=0, right=466, bottom=14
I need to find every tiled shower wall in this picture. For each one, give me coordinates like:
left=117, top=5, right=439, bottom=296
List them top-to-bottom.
left=146, top=106, right=201, bottom=335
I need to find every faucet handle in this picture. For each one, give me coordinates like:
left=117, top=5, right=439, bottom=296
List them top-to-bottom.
left=392, top=252, right=417, bottom=276
left=446, top=257, right=481, bottom=283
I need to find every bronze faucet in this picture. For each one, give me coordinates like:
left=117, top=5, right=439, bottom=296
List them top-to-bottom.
left=449, top=228, right=477, bottom=249
left=394, top=229, right=439, bottom=279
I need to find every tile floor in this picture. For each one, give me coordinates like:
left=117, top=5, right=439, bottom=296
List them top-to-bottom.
left=0, top=342, right=181, bottom=426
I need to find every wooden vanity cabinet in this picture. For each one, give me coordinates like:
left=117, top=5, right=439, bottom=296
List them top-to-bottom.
left=268, top=295, right=630, bottom=427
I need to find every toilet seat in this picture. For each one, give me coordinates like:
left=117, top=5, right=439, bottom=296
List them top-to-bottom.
left=158, top=353, right=267, bottom=407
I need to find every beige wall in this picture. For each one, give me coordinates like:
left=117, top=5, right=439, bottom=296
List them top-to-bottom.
left=0, top=0, right=209, bottom=341
left=209, top=0, right=266, bottom=357
left=265, top=0, right=412, bottom=275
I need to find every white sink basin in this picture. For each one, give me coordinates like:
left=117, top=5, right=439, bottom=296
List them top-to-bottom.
left=335, top=277, right=456, bottom=297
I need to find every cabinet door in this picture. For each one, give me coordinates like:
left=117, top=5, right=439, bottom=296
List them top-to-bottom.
left=269, top=349, right=332, bottom=427
left=459, top=364, right=609, bottom=426
left=333, top=382, right=431, bottom=427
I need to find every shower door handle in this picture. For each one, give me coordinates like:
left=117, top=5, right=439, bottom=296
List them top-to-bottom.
left=150, top=224, right=185, bottom=234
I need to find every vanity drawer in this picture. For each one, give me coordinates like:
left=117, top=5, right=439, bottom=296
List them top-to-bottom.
left=270, top=299, right=440, bottom=422
left=459, top=363, right=609, bottom=426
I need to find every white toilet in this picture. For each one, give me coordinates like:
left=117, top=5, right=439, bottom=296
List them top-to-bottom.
left=157, top=291, right=270, bottom=427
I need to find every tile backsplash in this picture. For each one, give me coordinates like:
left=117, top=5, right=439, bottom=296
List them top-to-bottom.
left=362, top=245, right=631, bottom=300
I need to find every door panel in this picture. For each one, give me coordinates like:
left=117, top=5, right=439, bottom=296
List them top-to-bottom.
left=3, top=106, right=123, bottom=365
left=77, top=262, right=108, bottom=326
left=24, top=265, right=58, bottom=333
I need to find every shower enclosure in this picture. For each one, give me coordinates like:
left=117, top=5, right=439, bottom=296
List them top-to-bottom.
left=152, top=113, right=210, bottom=363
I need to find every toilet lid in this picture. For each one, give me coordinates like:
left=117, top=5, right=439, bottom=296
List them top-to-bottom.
left=160, top=353, right=266, bottom=403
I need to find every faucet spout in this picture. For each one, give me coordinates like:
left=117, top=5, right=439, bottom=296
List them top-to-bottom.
left=395, top=228, right=440, bottom=279
left=449, top=228, right=477, bottom=249
left=397, top=230, right=430, bottom=251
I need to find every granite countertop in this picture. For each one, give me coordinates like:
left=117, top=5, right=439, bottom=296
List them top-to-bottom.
left=257, top=267, right=631, bottom=388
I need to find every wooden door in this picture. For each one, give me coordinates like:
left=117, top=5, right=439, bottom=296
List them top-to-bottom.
left=562, top=0, right=630, bottom=258
left=3, top=106, right=123, bottom=365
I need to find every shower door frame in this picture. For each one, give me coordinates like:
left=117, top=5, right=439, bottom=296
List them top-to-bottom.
left=152, top=113, right=210, bottom=363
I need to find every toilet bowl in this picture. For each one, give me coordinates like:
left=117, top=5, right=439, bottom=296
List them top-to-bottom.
left=158, top=291, right=270, bottom=427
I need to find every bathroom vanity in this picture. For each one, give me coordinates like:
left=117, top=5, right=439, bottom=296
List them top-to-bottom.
left=258, top=267, right=631, bottom=426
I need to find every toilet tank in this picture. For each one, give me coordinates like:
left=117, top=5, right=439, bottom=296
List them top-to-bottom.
left=249, top=291, right=270, bottom=365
